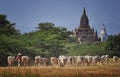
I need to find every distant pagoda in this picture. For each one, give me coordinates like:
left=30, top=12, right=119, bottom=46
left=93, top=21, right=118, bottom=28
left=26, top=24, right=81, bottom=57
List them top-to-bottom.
left=73, top=7, right=98, bottom=44
left=100, top=24, right=108, bottom=42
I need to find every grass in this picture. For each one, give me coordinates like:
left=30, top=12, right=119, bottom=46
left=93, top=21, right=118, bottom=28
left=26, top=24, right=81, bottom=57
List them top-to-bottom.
left=0, top=62, right=120, bottom=77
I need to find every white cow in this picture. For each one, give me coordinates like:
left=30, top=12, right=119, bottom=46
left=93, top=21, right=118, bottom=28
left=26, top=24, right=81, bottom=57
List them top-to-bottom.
left=59, top=55, right=67, bottom=66
left=85, top=55, right=93, bottom=66
left=100, top=55, right=105, bottom=64
left=101, top=55, right=109, bottom=64
left=105, top=55, right=109, bottom=64
left=7, top=56, right=15, bottom=66
left=21, top=56, right=30, bottom=66
left=35, top=56, right=42, bottom=66
left=35, top=56, right=48, bottom=66
left=66, top=56, right=73, bottom=66
left=72, top=56, right=77, bottom=66
left=76, top=56, right=85, bottom=66
left=92, top=56, right=101, bottom=65
left=113, top=56, right=119, bottom=63
left=50, top=57, right=60, bottom=66
left=41, top=58, right=48, bottom=66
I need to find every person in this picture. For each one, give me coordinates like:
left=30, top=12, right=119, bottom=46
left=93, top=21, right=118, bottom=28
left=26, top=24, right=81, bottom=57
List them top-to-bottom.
left=16, top=53, right=22, bottom=66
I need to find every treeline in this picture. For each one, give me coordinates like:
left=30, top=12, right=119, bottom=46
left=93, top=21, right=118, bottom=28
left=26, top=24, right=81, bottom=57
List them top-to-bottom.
left=0, top=14, right=120, bottom=66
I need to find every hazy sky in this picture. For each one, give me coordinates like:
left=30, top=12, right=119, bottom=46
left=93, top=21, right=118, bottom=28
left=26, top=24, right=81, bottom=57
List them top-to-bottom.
left=0, top=0, right=120, bottom=35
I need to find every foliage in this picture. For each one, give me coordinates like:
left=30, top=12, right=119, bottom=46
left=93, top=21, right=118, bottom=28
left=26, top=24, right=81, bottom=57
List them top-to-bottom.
left=0, top=14, right=20, bottom=36
left=0, top=14, right=20, bottom=66
left=21, top=22, right=70, bottom=58
left=105, top=34, right=120, bottom=56
left=65, top=42, right=107, bottom=56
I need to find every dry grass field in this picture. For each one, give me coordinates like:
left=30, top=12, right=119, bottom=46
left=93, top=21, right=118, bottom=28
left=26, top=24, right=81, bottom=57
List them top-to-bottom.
left=0, top=59, right=120, bottom=77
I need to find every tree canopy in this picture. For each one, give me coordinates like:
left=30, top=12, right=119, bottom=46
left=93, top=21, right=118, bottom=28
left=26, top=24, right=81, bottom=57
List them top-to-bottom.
left=105, top=34, right=120, bottom=56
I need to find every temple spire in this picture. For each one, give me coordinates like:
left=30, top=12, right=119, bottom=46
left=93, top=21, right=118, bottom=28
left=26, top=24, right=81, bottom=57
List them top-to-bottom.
left=80, top=7, right=89, bottom=28
left=82, top=7, right=86, bottom=16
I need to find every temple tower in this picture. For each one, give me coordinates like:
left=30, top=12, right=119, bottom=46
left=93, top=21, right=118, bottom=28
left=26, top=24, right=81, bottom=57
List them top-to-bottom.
left=100, top=24, right=108, bottom=41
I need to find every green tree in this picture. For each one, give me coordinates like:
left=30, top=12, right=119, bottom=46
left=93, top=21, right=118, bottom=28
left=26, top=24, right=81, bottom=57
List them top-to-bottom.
left=0, top=14, right=20, bottom=36
left=0, top=14, right=21, bottom=66
left=21, top=22, right=71, bottom=57
left=36, top=22, right=54, bottom=31
left=105, top=34, right=120, bottom=56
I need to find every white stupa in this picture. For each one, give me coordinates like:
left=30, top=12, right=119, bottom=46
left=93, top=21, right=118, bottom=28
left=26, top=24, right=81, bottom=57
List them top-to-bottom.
left=100, top=24, right=108, bottom=42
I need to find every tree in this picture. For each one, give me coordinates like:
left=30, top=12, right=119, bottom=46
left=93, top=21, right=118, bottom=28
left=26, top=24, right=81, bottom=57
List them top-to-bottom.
left=0, top=14, right=20, bottom=36
left=0, top=14, right=21, bottom=66
left=22, top=22, right=71, bottom=57
left=36, top=22, right=54, bottom=31
left=105, top=34, right=120, bottom=56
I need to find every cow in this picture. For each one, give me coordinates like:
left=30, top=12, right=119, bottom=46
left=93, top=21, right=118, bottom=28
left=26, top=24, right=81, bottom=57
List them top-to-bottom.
left=59, top=55, right=67, bottom=66
left=84, top=55, right=93, bottom=66
left=100, top=55, right=105, bottom=64
left=101, top=55, right=109, bottom=64
left=105, top=55, right=109, bottom=64
left=7, top=56, right=15, bottom=66
left=21, top=56, right=30, bottom=66
left=35, top=56, right=42, bottom=66
left=35, top=56, right=48, bottom=66
left=66, top=56, right=73, bottom=66
left=72, top=56, right=77, bottom=66
left=76, top=56, right=85, bottom=66
left=92, top=56, right=101, bottom=65
left=113, top=56, right=119, bottom=63
left=50, top=57, right=60, bottom=67
left=41, top=58, right=48, bottom=66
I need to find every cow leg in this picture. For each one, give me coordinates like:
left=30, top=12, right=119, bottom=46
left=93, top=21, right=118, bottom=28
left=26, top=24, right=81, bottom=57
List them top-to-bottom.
left=18, top=60, right=21, bottom=66
left=9, top=62, right=12, bottom=67
left=24, top=62, right=26, bottom=66
left=43, top=63, right=46, bottom=66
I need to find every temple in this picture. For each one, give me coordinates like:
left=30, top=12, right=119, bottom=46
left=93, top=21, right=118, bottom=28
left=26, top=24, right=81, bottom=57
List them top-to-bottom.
left=73, top=7, right=99, bottom=44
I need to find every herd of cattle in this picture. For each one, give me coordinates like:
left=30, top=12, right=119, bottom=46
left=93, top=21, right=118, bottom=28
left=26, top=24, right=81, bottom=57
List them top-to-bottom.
left=7, top=55, right=119, bottom=67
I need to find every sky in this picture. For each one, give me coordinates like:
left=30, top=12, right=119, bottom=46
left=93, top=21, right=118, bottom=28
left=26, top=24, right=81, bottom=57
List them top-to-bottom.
left=0, top=0, right=120, bottom=35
